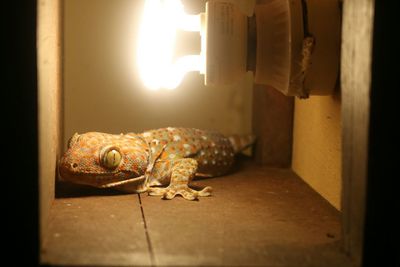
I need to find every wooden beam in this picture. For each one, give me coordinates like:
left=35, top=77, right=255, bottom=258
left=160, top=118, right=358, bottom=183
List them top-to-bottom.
left=37, top=0, right=63, bottom=255
left=340, top=0, right=374, bottom=265
left=252, top=85, right=294, bottom=167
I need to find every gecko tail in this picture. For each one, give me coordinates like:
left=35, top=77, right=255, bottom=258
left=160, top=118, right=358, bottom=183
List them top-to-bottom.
left=228, top=134, right=256, bottom=154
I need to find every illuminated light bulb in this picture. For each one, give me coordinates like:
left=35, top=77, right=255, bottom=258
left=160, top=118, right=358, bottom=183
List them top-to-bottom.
left=136, top=0, right=204, bottom=90
left=136, top=0, right=340, bottom=97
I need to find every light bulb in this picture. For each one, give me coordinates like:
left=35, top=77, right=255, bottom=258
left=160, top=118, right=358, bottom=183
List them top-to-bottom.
left=136, top=0, right=204, bottom=90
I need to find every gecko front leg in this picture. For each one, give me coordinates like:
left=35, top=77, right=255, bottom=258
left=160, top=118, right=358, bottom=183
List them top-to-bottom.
left=148, top=158, right=212, bottom=200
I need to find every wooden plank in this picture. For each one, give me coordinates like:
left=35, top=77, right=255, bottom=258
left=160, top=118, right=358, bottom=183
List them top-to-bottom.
left=37, top=0, right=63, bottom=252
left=340, top=0, right=374, bottom=266
left=252, top=85, right=294, bottom=167
left=141, top=160, right=351, bottom=266
left=41, top=194, right=151, bottom=266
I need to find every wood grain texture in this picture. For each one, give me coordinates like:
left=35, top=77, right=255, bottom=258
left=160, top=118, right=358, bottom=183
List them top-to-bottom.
left=37, top=0, right=63, bottom=252
left=340, top=0, right=374, bottom=265
left=252, top=85, right=294, bottom=167
left=42, top=161, right=351, bottom=266
left=141, top=161, right=350, bottom=267
left=41, top=194, right=151, bottom=266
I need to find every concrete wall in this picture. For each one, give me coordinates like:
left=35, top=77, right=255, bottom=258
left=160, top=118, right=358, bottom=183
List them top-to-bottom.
left=63, top=0, right=253, bottom=148
left=292, top=92, right=342, bottom=210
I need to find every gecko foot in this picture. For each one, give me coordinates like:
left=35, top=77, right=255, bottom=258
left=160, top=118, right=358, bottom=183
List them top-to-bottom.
left=148, top=186, right=212, bottom=200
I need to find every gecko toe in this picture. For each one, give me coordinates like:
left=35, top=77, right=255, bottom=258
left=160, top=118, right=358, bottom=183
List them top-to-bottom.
left=148, top=185, right=210, bottom=200
left=198, top=186, right=212, bottom=197
left=148, top=187, right=165, bottom=196
left=163, top=190, right=177, bottom=200
left=181, top=190, right=198, bottom=200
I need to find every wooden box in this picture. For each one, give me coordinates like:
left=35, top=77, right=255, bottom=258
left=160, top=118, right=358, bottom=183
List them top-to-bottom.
left=26, top=0, right=391, bottom=266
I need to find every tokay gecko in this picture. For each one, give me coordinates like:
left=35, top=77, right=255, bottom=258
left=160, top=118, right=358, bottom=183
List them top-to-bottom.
left=59, top=127, right=255, bottom=200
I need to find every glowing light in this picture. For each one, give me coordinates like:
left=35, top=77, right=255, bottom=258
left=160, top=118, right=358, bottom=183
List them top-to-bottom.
left=137, top=0, right=203, bottom=90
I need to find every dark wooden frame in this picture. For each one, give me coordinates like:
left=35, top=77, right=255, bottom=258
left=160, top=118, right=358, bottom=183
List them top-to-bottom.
left=11, top=0, right=397, bottom=266
left=340, top=0, right=374, bottom=266
left=341, top=1, right=397, bottom=266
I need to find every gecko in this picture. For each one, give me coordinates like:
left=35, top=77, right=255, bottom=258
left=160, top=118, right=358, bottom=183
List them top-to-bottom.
left=59, top=127, right=255, bottom=200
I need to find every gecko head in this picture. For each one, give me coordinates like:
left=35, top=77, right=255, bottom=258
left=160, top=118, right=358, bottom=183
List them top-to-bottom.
left=59, top=132, right=149, bottom=189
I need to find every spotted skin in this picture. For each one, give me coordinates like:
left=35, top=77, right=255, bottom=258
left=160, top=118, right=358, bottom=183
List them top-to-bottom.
left=59, top=127, right=255, bottom=200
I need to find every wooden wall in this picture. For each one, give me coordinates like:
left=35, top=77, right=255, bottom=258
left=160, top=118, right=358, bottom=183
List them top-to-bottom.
left=37, top=0, right=62, bottom=251
left=252, top=85, right=294, bottom=167
left=292, top=93, right=342, bottom=210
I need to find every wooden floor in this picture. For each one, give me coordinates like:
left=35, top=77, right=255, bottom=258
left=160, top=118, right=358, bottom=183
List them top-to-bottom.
left=41, top=160, right=351, bottom=266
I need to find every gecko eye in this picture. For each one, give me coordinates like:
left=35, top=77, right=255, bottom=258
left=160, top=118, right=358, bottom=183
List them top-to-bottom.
left=100, top=146, right=122, bottom=169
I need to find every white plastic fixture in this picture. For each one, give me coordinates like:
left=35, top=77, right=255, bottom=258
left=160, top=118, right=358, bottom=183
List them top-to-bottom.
left=136, top=0, right=341, bottom=97
left=136, top=0, right=204, bottom=90
left=136, top=0, right=255, bottom=90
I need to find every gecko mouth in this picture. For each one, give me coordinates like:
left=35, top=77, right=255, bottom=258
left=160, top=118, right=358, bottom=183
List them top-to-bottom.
left=58, top=162, right=144, bottom=188
left=60, top=171, right=145, bottom=188
left=98, top=175, right=146, bottom=188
